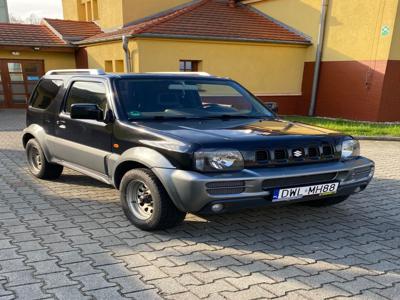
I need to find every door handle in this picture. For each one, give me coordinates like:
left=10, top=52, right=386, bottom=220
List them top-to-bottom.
left=56, top=120, right=66, bottom=129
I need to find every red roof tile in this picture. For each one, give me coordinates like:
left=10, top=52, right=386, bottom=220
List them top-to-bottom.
left=79, top=0, right=310, bottom=45
left=44, top=18, right=103, bottom=42
left=0, top=23, right=68, bottom=47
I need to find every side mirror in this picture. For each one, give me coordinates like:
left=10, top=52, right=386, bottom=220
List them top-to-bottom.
left=265, top=102, right=278, bottom=114
left=70, top=103, right=104, bottom=121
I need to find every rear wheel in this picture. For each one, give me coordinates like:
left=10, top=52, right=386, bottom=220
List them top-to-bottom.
left=26, top=139, right=63, bottom=180
left=120, top=168, right=186, bottom=231
left=303, top=195, right=350, bottom=207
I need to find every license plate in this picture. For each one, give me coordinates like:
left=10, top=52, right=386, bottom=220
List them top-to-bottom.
left=273, top=182, right=339, bottom=202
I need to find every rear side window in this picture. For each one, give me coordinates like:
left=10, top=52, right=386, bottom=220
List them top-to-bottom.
left=30, top=79, right=63, bottom=109
left=64, top=81, right=107, bottom=113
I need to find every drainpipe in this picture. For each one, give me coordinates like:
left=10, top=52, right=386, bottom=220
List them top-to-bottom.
left=308, top=0, right=329, bottom=116
left=122, top=35, right=132, bottom=73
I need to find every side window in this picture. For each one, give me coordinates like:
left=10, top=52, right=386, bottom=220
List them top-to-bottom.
left=30, top=79, right=63, bottom=110
left=65, top=81, right=107, bottom=114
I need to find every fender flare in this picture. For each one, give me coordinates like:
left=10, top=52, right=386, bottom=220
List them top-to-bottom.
left=22, top=125, right=52, bottom=161
left=109, top=146, right=176, bottom=186
left=109, top=147, right=189, bottom=211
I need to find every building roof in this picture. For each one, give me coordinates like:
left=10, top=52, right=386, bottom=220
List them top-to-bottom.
left=78, top=0, right=310, bottom=45
left=44, top=18, right=103, bottom=42
left=0, top=22, right=68, bottom=47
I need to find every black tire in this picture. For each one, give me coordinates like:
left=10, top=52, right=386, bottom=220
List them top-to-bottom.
left=26, top=139, right=63, bottom=180
left=120, top=168, right=186, bottom=231
left=303, top=195, right=350, bottom=207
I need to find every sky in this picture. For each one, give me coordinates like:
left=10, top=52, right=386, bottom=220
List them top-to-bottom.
left=7, top=0, right=63, bottom=20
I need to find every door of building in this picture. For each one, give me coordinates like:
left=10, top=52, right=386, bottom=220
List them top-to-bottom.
left=0, top=59, right=44, bottom=108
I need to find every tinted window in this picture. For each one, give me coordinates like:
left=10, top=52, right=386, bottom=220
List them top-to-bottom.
left=31, top=79, right=63, bottom=109
left=115, top=79, right=273, bottom=119
left=65, top=81, right=107, bottom=113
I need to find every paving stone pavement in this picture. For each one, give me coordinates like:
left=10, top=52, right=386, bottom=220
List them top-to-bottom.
left=0, top=109, right=399, bottom=300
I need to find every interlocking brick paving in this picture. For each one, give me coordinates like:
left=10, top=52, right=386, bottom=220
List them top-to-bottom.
left=0, top=109, right=399, bottom=299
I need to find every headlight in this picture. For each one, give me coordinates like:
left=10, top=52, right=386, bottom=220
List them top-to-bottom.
left=341, top=139, right=360, bottom=159
left=194, top=149, right=244, bottom=172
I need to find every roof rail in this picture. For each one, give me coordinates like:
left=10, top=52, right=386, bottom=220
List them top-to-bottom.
left=45, top=69, right=106, bottom=76
left=147, top=72, right=212, bottom=76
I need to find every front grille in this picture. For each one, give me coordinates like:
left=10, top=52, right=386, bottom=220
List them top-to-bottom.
left=251, top=143, right=339, bottom=167
left=322, top=144, right=334, bottom=156
left=308, top=147, right=319, bottom=158
left=274, top=149, right=287, bottom=160
left=255, top=150, right=269, bottom=162
left=262, top=172, right=338, bottom=190
left=206, top=181, right=246, bottom=195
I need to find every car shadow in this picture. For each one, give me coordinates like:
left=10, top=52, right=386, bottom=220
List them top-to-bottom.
left=3, top=147, right=399, bottom=285
left=55, top=174, right=113, bottom=189
left=154, top=177, right=400, bottom=278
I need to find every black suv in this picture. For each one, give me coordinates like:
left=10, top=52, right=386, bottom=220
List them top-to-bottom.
left=23, top=69, right=374, bottom=230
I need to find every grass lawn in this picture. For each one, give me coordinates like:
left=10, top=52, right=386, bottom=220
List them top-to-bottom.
left=284, top=116, right=400, bottom=137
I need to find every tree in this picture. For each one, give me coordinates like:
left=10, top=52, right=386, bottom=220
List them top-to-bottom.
left=9, top=13, right=41, bottom=24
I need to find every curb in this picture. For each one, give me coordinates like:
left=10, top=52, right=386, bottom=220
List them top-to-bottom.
left=356, top=136, right=400, bottom=142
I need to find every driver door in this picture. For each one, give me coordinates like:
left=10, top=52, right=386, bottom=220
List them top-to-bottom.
left=53, top=79, right=112, bottom=174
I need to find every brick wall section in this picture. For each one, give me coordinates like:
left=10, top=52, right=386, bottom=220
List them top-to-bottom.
left=260, top=60, right=400, bottom=122
left=379, top=60, right=400, bottom=122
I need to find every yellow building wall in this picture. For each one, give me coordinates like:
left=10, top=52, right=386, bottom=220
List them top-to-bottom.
left=62, top=0, right=86, bottom=21
left=62, top=0, right=79, bottom=20
left=63, top=0, right=191, bottom=29
left=97, top=0, right=123, bottom=29
left=122, top=0, right=190, bottom=26
left=249, top=0, right=320, bottom=61
left=250, top=0, right=398, bottom=62
left=323, top=0, right=398, bottom=62
left=389, top=1, right=400, bottom=60
left=135, top=39, right=308, bottom=95
left=85, top=41, right=140, bottom=73
left=86, top=42, right=124, bottom=71
left=0, top=50, right=76, bottom=71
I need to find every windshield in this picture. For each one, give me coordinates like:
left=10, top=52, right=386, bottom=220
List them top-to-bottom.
left=115, top=79, right=274, bottom=120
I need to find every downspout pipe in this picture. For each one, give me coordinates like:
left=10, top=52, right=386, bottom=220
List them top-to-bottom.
left=308, top=0, right=329, bottom=116
left=122, top=35, right=132, bottom=73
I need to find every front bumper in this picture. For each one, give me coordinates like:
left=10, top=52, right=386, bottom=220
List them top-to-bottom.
left=153, top=157, right=374, bottom=213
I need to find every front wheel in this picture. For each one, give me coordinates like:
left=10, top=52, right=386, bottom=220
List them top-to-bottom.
left=120, top=168, right=186, bottom=231
left=302, top=195, right=350, bottom=207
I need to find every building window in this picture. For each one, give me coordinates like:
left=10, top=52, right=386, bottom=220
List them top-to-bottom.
left=80, top=0, right=99, bottom=21
left=92, top=0, right=99, bottom=20
left=105, top=60, right=113, bottom=72
left=115, top=60, right=124, bottom=73
left=180, top=60, right=200, bottom=72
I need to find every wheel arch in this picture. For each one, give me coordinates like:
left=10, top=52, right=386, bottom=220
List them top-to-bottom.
left=22, top=125, right=52, bottom=161
left=22, top=132, right=35, bottom=148
left=111, top=146, right=176, bottom=190
left=113, top=161, right=148, bottom=189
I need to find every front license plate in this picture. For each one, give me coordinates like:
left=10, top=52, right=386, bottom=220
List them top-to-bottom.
left=273, top=182, right=339, bottom=202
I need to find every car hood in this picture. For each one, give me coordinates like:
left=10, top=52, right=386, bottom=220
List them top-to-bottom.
left=132, top=118, right=343, bottom=150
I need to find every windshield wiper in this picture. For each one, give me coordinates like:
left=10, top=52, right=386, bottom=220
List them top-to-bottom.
left=128, top=115, right=198, bottom=121
left=202, top=115, right=273, bottom=120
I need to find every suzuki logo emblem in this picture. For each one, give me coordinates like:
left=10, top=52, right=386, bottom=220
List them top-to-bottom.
left=293, top=150, right=303, bottom=158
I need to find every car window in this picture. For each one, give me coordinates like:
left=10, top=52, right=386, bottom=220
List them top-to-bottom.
left=30, top=79, right=63, bottom=110
left=115, top=79, right=273, bottom=119
left=65, top=81, right=107, bottom=113
left=197, top=84, right=252, bottom=111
